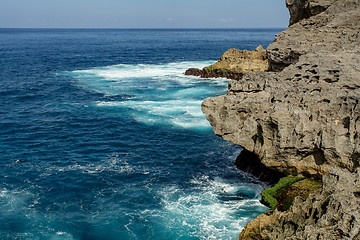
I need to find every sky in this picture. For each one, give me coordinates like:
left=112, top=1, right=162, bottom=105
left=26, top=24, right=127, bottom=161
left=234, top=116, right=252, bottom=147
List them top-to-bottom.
left=0, top=0, right=289, bottom=28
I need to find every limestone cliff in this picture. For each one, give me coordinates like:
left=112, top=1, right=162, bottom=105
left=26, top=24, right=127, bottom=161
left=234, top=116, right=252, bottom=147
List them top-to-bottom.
left=198, top=0, right=360, bottom=238
left=202, top=0, right=360, bottom=178
left=285, top=0, right=336, bottom=26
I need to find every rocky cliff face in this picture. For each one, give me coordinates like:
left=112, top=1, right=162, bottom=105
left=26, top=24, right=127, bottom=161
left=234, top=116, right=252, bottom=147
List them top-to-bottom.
left=199, top=0, right=360, bottom=238
left=202, top=0, right=360, bottom=178
left=285, top=0, right=336, bottom=26
left=238, top=167, right=360, bottom=240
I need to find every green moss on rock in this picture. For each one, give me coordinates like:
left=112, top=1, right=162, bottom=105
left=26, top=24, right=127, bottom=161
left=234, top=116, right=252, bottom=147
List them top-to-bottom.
left=260, top=177, right=304, bottom=210
left=261, top=177, right=323, bottom=211
left=276, top=178, right=323, bottom=211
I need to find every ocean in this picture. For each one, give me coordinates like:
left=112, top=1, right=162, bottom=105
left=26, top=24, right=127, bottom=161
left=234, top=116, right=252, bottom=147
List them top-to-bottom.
left=0, top=28, right=282, bottom=240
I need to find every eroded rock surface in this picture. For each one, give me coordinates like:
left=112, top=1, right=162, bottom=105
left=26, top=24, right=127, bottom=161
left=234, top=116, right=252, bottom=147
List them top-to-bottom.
left=200, top=0, right=360, bottom=239
left=202, top=0, right=360, bottom=178
left=268, top=0, right=360, bottom=71
left=286, top=0, right=335, bottom=26
left=184, top=46, right=269, bottom=80
left=205, top=46, right=269, bottom=74
left=238, top=168, right=360, bottom=240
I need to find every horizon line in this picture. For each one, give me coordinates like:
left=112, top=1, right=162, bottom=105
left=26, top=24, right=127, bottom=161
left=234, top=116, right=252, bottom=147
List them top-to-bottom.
left=0, top=27, right=287, bottom=30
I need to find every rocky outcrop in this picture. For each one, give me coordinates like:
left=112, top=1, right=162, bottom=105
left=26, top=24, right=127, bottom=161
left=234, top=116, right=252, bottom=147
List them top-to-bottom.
left=202, top=0, right=360, bottom=178
left=268, top=0, right=360, bottom=71
left=286, top=0, right=335, bottom=25
left=184, top=46, right=269, bottom=80
left=205, top=46, right=269, bottom=74
left=184, top=67, right=244, bottom=80
left=238, top=168, right=360, bottom=240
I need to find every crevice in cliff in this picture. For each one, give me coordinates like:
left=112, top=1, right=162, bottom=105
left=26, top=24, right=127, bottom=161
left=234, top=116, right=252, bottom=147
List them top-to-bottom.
left=286, top=0, right=333, bottom=26
left=230, top=89, right=263, bottom=94
left=313, top=147, right=326, bottom=166
left=235, top=149, right=285, bottom=185
left=351, top=153, right=360, bottom=170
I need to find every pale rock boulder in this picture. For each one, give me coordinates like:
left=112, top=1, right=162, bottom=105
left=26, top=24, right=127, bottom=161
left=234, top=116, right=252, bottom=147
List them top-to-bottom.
left=184, top=45, right=269, bottom=80
left=204, top=46, right=270, bottom=74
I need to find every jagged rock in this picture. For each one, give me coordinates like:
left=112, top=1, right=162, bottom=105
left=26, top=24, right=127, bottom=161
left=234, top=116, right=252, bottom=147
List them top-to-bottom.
left=199, top=0, right=360, bottom=239
left=202, top=0, right=360, bottom=178
left=267, top=0, right=360, bottom=71
left=286, top=0, right=335, bottom=25
left=184, top=45, right=269, bottom=80
left=203, top=51, right=360, bottom=178
left=184, top=67, right=244, bottom=80
left=184, top=68, right=203, bottom=77
left=238, top=168, right=360, bottom=240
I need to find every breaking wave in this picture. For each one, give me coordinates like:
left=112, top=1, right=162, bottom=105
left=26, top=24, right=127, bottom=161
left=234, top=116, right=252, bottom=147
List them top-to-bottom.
left=65, top=61, right=228, bottom=130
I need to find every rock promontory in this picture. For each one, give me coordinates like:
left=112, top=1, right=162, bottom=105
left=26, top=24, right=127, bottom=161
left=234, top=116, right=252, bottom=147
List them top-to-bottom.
left=184, top=46, right=269, bottom=80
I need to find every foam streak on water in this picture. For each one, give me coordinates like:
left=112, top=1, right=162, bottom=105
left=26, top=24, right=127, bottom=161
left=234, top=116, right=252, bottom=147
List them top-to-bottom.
left=66, top=61, right=226, bottom=130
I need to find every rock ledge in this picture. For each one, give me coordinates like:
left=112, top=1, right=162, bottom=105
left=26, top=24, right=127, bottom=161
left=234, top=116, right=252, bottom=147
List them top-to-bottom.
left=184, top=46, right=269, bottom=80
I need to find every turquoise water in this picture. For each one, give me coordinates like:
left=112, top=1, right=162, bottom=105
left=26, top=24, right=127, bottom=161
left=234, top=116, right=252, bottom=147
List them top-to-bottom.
left=0, top=29, right=281, bottom=239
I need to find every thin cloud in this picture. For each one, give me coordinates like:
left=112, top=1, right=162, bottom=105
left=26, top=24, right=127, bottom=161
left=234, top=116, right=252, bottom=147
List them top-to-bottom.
left=219, top=18, right=234, bottom=23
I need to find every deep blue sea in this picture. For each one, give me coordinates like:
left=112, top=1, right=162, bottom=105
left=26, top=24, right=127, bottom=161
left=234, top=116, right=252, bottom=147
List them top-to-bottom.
left=0, top=28, right=282, bottom=240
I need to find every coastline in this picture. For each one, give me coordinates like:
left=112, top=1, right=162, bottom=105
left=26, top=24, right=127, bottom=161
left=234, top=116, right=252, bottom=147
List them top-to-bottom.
left=193, top=0, right=360, bottom=238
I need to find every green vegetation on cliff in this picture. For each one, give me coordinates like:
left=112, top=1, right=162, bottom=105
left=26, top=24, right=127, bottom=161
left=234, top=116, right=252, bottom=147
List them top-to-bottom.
left=261, top=177, right=323, bottom=211
left=261, top=177, right=304, bottom=210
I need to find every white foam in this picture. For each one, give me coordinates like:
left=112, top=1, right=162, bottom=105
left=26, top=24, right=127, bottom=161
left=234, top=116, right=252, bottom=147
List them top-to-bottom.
left=67, top=61, right=229, bottom=129
left=72, top=61, right=216, bottom=81
left=96, top=99, right=211, bottom=129
left=156, top=176, right=268, bottom=239
left=0, top=189, right=33, bottom=214
left=50, top=232, right=75, bottom=240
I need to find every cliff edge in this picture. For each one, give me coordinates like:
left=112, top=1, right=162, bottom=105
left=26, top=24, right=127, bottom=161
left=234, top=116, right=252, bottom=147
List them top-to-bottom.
left=199, top=0, right=360, bottom=238
left=202, top=0, right=360, bottom=178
